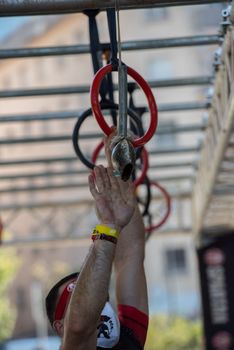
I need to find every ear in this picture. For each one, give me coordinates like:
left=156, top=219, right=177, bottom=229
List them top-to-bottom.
left=53, top=320, right=64, bottom=337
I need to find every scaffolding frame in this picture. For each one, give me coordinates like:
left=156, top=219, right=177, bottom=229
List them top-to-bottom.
left=0, top=0, right=232, bottom=241
left=0, top=0, right=225, bottom=16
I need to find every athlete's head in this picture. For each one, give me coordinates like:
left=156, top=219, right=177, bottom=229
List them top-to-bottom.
left=45, top=272, right=79, bottom=336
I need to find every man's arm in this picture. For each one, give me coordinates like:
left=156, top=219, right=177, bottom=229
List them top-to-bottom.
left=103, top=134, right=149, bottom=347
left=104, top=134, right=148, bottom=315
left=61, top=165, right=136, bottom=350
left=114, top=203, right=148, bottom=315
left=62, top=240, right=116, bottom=350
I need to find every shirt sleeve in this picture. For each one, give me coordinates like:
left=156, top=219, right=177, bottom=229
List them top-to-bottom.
left=117, top=304, right=149, bottom=347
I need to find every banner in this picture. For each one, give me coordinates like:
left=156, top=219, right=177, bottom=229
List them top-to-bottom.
left=197, top=232, right=234, bottom=350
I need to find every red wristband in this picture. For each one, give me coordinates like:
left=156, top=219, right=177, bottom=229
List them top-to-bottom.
left=92, top=233, right=117, bottom=244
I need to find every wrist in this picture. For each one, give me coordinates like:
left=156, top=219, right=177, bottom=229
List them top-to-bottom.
left=98, top=223, right=121, bottom=233
left=91, top=224, right=120, bottom=245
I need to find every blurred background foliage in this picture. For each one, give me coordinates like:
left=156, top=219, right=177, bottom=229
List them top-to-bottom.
left=0, top=249, right=19, bottom=342
left=145, top=314, right=202, bottom=350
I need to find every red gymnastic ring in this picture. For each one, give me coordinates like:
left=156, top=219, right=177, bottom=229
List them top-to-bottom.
left=90, top=63, right=158, bottom=147
left=91, top=140, right=149, bottom=187
left=142, top=181, right=171, bottom=233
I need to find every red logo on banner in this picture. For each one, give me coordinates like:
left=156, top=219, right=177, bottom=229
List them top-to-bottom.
left=204, top=248, right=225, bottom=266
left=212, top=331, right=232, bottom=349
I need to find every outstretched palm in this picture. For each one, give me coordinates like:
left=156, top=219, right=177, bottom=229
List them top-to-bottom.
left=89, top=166, right=136, bottom=231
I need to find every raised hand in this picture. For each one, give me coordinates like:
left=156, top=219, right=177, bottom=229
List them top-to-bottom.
left=88, top=165, right=136, bottom=232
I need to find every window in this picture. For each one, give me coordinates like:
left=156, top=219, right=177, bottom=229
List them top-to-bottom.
left=144, top=8, right=168, bottom=22
left=164, top=248, right=187, bottom=275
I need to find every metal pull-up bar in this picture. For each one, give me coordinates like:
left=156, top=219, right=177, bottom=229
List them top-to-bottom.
left=0, top=0, right=225, bottom=17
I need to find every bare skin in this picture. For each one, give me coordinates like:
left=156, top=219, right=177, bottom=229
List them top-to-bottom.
left=104, top=133, right=148, bottom=315
left=56, top=165, right=136, bottom=350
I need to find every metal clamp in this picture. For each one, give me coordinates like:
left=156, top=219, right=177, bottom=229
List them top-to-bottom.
left=220, top=5, right=232, bottom=34
left=213, top=47, right=223, bottom=71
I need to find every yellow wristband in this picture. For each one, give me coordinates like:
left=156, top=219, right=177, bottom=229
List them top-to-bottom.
left=93, top=224, right=120, bottom=239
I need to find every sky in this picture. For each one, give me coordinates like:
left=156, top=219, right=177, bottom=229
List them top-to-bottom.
left=0, top=17, right=27, bottom=40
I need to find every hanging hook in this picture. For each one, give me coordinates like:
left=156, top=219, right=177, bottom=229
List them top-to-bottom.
left=109, top=2, right=136, bottom=181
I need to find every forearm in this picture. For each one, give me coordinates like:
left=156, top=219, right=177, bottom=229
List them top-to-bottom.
left=114, top=204, right=148, bottom=314
left=115, top=204, right=145, bottom=261
left=64, top=239, right=116, bottom=334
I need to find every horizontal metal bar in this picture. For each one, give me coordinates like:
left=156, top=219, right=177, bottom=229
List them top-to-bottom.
left=0, top=1, right=224, bottom=17
left=0, top=36, right=220, bottom=59
left=0, top=76, right=214, bottom=99
left=148, top=76, right=214, bottom=88
left=0, top=86, right=89, bottom=98
left=0, top=101, right=208, bottom=124
left=158, top=101, right=210, bottom=112
left=0, top=104, right=208, bottom=123
left=0, top=110, right=80, bottom=123
left=156, top=123, right=206, bottom=134
left=0, top=124, right=205, bottom=145
left=0, top=133, right=99, bottom=145
left=150, top=145, right=200, bottom=155
left=0, top=146, right=199, bottom=167
left=0, top=156, right=77, bottom=166
left=150, top=160, right=195, bottom=169
left=0, top=163, right=194, bottom=181
left=0, top=169, right=88, bottom=181
left=0, top=175, right=193, bottom=194
left=0, top=182, right=87, bottom=194
left=214, top=186, right=234, bottom=195
left=0, top=191, right=191, bottom=211
left=0, top=199, right=93, bottom=211
left=2, top=225, right=192, bottom=246
left=2, top=226, right=193, bottom=246
left=2, top=236, right=90, bottom=247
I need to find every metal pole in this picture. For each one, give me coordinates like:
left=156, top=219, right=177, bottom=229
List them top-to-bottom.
left=0, top=1, right=224, bottom=17
left=0, top=36, right=220, bottom=59
left=118, top=65, right=128, bottom=137
left=0, top=76, right=213, bottom=99
left=0, top=86, right=89, bottom=98
left=0, top=101, right=210, bottom=125
left=158, top=101, right=210, bottom=112
left=0, top=110, right=80, bottom=123
left=0, top=123, right=205, bottom=145
left=0, top=133, right=100, bottom=145
left=150, top=145, right=200, bottom=154
left=0, top=146, right=199, bottom=167
left=0, top=161, right=195, bottom=181
left=0, top=164, right=195, bottom=180
left=0, top=175, right=193, bottom=194
left=0, top=182, right=88, bottom=194
left=0, top=191, right=192, bottom=211
left=0, top=199, right=93, bottom=211
left=2, top=225, right=192, bottom=246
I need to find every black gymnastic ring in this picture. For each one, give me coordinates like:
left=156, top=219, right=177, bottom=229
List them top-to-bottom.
left=72, top=101, right=144, bottom=169
left=136, top=175, right=152, bottom=217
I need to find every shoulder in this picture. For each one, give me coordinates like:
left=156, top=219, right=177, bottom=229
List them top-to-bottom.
left=117, top=305, right=148, bottom=347
left=117, top=324, right=143, bottom=350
